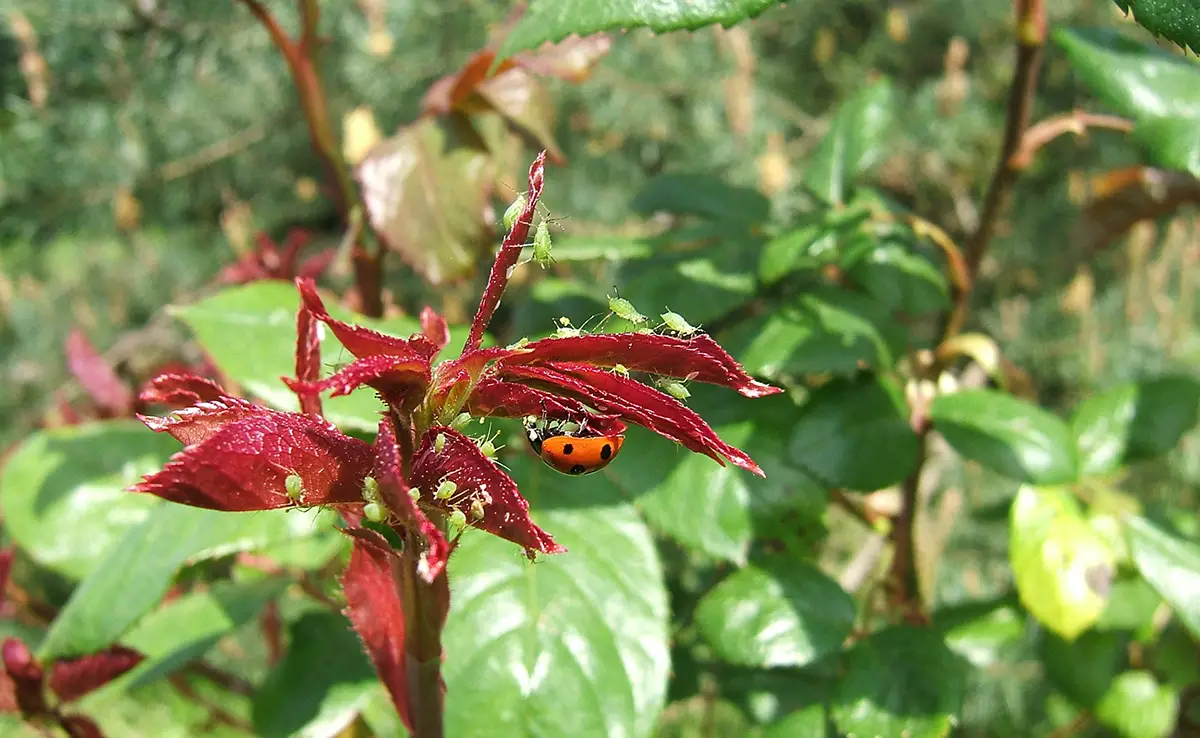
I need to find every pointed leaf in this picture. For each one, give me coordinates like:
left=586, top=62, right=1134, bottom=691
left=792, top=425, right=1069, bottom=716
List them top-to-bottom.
left=1112, top=0, right=1200, bottom=56
left=804, top=79, right=896, bottom=205
left=1132, top=115, right=1200, bottom=177
left=65, top=329, right=133, bottom=415
left=788, top=374, right=918, bottom=491
left=1072, top=376, right=1200, bottom=477
left=931, top=389, right=1078, bottom=485
left=0, top=421, right=175, bottom=580
left=443, top=455, right=669, bottom=738
left=1010, top=485, right=1115, bottom=640
left=38, top=504, right=334, bottom=660
left=1125, top=516, right=1200, bottom=639
left=694, top=556, right=854, bottom=668
left=252, top=612, right=378, bottom=738
left=832, top=625, right=968, bottom=738
left=47, top=646, right=143, bottom=703
left=1095, top=669, right=1178, bottom=738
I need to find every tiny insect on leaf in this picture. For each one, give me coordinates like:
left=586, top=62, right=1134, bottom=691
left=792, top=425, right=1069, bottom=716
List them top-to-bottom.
left=503, top=192, right=528, bottom=231
left=435, top=479, right=457, bottom=500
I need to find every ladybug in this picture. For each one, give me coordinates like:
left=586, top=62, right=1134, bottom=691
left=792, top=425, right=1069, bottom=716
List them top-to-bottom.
left=523, top=415, right=625, bottom=476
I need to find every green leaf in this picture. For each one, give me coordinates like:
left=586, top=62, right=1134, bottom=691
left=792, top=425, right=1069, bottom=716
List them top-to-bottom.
left=498, top=0, right=789, bottom=59
left=1113, top=0, right=1200, bottom=56
left=1055, top=28, right=1200, bottom=121
left=803, top=79, right=896, bottom=206
left=1133, top=115, right=1200, bottom=177
left=632, top=173, right=771, bottom=226
left=757, top=221, right=834, bottom=285
left=548, top=235, right=653, bottom=262
left=846, top=238, right=949, bottom=315
left=620, top=248, right=757, bottom=325
left=172, top=281, right=466, bottom=432
left=726, top=288, right=908, bottom=379
left=789, top=374, right=918, bottom=492
left=1072, top=376, right=1200, bottom=477
left=931, top=389, right=1079, bottom=485
left=0, top=420, right=175, bottom=580
left=443, top=456, right=669, bottom=738
left=1010, top=485, right=1115, bottom=640
left=38, top=504, right=333, bottom=660
left=1125, top=516, right=1200, bottom=639
left=694, top=556, right=855, bottom=668
left=110, top=578, right=286, bottom=691
left=933, top=597, right=1026, bottom=668
left=252, top=611, right=378, bottom=738
left=831, top=625, right=968, bottom=738
left=1039, top=629, right=1128, bottom=708
left=1095, top=670, right=1179, bottom=738
left=655, top=697, right=751, bottom=738
left=762, top=707, right=828, bottom=738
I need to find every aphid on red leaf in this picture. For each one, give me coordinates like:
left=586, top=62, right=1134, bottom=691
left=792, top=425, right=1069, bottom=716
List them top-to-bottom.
left=523, top=414, right=625, bottom=475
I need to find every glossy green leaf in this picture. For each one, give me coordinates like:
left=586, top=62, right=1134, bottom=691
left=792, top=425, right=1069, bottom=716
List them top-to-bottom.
left=499, top=0, right=789, bottom=59
left=1113, top=0, right=1200, bottom=55
left=1055, top=28, right=1200, bottom=120
left=803, top=79, right=896, bottom=206
left=1133, top=115, right=1200, bottom=177
left=632, top=173, right=770, bottom=226
left=758, top=222, right=833, bottom=284
left=548, top=235, right=653, bottom=262
left=846, top=239, right=949, bottom=315
left=620, top=249, right=757, bottom=325
left=172, top=281, right=468, bottom=432
left=726, top=288, right=908, bottom=379
left=789, top=374, right=919, bottom=492
left=1072, top=376, right=1200, bottom=476
left=931, top=389, right=1078, bottom=485
left=0, top=420, right=174, bottom=580
left=443, top=455, right=669, bottom=738
left=1010, top=485, right=1115, bottom=640
left=39, top=504, right=333, bottom=660
left=1125, top=516, right=1200, bottom=639
left=694, top=557, right=855, bottom=668
left=1095, top=575, right=1162, bottom=635
left=111, top=578, right=286, bottom=691
left=933, top=597, right=1026, bottom=668
left=252, top=611, right=378, bottom=738
left=832, top=625, right=968, bottom=738
left=1039, top=629, right=1128, bottom=708
left=1095, top=670, right=1178, bottom=738
left=762, top=707, right=827, bottom=738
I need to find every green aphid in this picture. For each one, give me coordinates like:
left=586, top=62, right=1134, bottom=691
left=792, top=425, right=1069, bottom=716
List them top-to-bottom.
left=503, top=192, right=528, bottom=231
left=532, top=219, right=554, bottom=268
left=608, top=294, right=647, bottom=324
left=660, top=310, right=698, bottom=336
left=612, top=363, right=630, bottom=378
left=656, top=377, right=691, bottom=401
left=450, top=413, right=473, bottom=430
left=435, top=433, right=447, bottom=453
left=478, top=439, right=497, bottom=458
left=284, top=474, right=304, bottom=502
left=362, top=475, right=380, bottom=504
left=436, top=479, right=457, bottom=500
left=409, top=487, right=422, bottom=502
left=470, top=498, right=486, bottom=521
left=363, top=502, right=386, bottom=523
left=449, top=508, right=468, bottom=531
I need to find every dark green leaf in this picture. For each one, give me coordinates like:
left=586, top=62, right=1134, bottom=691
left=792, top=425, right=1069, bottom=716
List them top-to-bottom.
left=499, top=0, right=789, bottom=59
left=1113, top=0, right=1200, bottom=55
left=1055, top=28, right=1200, bottom=120
left=803, top=79, right=896, bottom=206
left=1133, top=115, right=1200, bottom=176
left=631, top=173, right=770, bottom=226
left=758, top=222, right=833, bottom=285
left=548, top=235, right=653, bottom=262
left=846, top=239, right=949, bottom=315
left=619, top=248, right=757, bottom=325
left=789, top=374, right=919, bottom=491
left=1071, top=377, right=1200, bottom=476
left=931, top=389, right=1079, bottom=485
left=0, top=421, right=175, bottom=580
left=443, top=456, right=670, bottom=738
left=1010, top=485, right=1114, bottom=640
left=39, top=504, right=333, bottom=660
left=1125, top=516, right=1200, bottom=639
left=694, top=556, right=855, bottom=668
left=1095, top=575, right=1162, bottom=635
left=112, top=578, right=286, bottom=691
left=933, top=597, right=1026, bottom=668
left=252, top=611, right=378, bottom=738
left=831, top=625, right=968, bottom=738
left=1039, top=629, right=1128, bottom=708
left=1095, top=670, right=1178, bottom=738
left=655, top=697, right=751, bottom=738
left=762, top=707, right=828, bottom=738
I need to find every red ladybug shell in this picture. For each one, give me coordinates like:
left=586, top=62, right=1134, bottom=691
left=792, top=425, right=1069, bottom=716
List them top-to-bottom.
left=528, top=432, right=625, bottom=475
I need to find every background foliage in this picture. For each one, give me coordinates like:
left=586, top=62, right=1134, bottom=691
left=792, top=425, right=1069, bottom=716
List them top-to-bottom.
left=2, top=0, right=1200, bottom=736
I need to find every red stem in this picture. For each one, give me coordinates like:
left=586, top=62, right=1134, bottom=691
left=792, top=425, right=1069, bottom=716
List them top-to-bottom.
left=396, top=538, right=449, bottom=738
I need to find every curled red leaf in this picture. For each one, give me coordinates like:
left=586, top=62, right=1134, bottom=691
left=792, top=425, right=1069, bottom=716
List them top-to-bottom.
left=296, top=278, right=438, bottom=362
left=294, top=299, right=323, bottom=416
left=420, top=306, right=450, bottom=353
left=65, top=329, right=134, bottom=416
left=501, top=333, right=781, bottom=398
left=285, top=353, right=431, bottom=408
left=501, top=363, right=764, bottom=476
left=138, top=373, right=228, bottom=409
left=466, top=378, right=627, bottom=437
left=137, top=396, right=263, bottom=447
left=134, top=406, right=373, bottom=511
left=373, top=417, right=450, bottom=581
left=410, top=426, right=564, bottom=554
left=341, top=530, right=412, bottom=732
left=2, top=638, right=45, bottom=716
left=48, top=646, right=143, bottom=703
left=59, top=714, right=104, bottom=738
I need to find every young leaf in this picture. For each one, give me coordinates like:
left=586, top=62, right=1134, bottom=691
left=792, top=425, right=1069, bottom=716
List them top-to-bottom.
left=498, top=0, right=788, bottom=60
left=1113, top=0, right=1200, bottom=55
left=803, top=79, right=896, bottom=206
left=789, top=374, right=919, bottom=491
left=931, top=389, right=1079, bottom=485
left=0, top=421, right=174, bottom=580
left=1010, top=485, right=1115, bottom=640
left=1125, top=516, right=1200, bottom=640
left=694, top=557, right=855, bottom=668
left=832, top=626, right=969, bottom=738
left=1094, top=670, right=1179, bottom=738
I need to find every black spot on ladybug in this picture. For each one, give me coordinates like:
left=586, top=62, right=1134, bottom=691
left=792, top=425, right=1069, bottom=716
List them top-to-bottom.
left=562, top=443, right=574, bottom=455
left=600, top=444, right=612, bottom=459
left=569, top=464, right=587, bottom=475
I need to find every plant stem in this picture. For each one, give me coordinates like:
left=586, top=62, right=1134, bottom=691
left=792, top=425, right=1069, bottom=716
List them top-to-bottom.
left=235, top=0, right=384, bottom=316
left=397, top=538, right=448, bottom=738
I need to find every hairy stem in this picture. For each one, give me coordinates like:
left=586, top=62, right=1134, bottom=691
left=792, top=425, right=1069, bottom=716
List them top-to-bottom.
left=397, top=538, right=448, bottom=738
